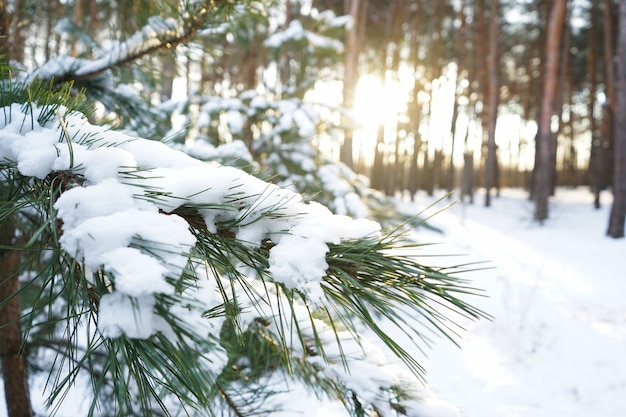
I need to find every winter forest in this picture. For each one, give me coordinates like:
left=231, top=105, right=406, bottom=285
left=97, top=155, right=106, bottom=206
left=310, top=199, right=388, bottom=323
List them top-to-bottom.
left=0, top=0, right=625, bottom=416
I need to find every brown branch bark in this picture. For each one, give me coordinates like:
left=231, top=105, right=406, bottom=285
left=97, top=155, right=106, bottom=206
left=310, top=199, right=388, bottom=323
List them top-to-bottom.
left=54, top=0, right=225, bottom=86
left=0, top=218, right=33, bottom=417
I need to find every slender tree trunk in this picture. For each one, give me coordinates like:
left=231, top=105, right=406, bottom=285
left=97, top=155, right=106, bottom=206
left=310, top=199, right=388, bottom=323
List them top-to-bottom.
left=0, top=0, right=9, bottom=59
left=9, top=0, right=25, bottom=64
left=44, top=0, right=54, bottom=62
left=71, top=0, right=85, bottom=56
left=280, top=0, right=293, bottom=89
left=341, top=0, right=368, bottom=168
left=390, top=0, right=405, bottom=195
left=448, top=0, right=467, bottom=198
left=484, top=0, right=499, bottom=207
left=534, top=0, right=567, bottom=222
left=599, top=0, right=617, bottom=200
left=604, top=0, right=616, bottom=112
left=607, top=0, right=626, bottom=238
left=587, top=1, right=602, bottom=208
left=551, top=17, right=571, bottom=192
left=564, top=43, right=577, bottom=187
left=161, top=51, right=176, bottom=101
left=448, top=82, right=460, bottom=197
left=422, top=89, right=435, bottom=196
left=371, top=124, right=385, bottom=191
left=408, top=131, right=420, bottom=200
left=462, top=151, right=474, bottom=204
left=0, top=218, right=33, bottom=417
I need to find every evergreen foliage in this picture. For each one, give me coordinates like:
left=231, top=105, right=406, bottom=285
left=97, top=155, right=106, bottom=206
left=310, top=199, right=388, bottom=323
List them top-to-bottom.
left=0, top=2, right=488, bottom=416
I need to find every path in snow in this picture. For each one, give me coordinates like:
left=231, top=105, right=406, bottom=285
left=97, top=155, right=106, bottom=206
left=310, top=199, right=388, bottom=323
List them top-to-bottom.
left=402, top=188, right=626, bottom=417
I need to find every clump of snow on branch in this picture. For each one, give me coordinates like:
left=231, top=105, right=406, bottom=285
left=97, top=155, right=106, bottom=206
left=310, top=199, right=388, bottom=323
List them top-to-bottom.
left=264, top=12, right=347, bottom=52
left=41, top=16, right=181, bottom=80
left=176, top=90, right=379, bottom=219
left=173, top=139, right=253, bottom=164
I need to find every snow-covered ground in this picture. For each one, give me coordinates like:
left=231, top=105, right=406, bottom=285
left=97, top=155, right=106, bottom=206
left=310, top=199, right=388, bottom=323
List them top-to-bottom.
left=401, top=187, right=626, bottom=417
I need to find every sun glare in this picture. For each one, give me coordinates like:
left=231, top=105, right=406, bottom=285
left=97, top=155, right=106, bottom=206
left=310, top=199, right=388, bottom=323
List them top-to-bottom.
left=352, top=75, right=407, bottom=162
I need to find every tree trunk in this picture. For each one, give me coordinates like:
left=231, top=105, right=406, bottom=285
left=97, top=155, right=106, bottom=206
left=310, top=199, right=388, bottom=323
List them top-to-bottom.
left=0, top=0, right=9, bottom=59
left=71, top=0, right=85, bottom=56
left=340, top=0, right=368, bottom=168
left=389, top=0, right=405, bottom=195
left=447, top=0, right=467, bottom=198
left=484, top=0, right=499, bottom=207
left=534, top=0, right=567, bottom=223
left=599, top=0, right=616, bottom=204
left=604, top=0, right=616, bottom=112
left=607, top=0, right=626, bottom=238
left=587, top=1, right=602, bottom=208
left=551, top=16, right=571, bottom=192
left=160, top=51, right=176, bottom=101
left=371, top=124, right=385, bottom=191
left=462, top=151, right=474, bottom=204
left=0, top=218, right=33, bottom=417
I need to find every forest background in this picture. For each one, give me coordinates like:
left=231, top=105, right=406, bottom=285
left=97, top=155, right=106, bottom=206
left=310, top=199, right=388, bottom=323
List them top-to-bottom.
left=1, top=0, right=625, bottom=416
left=3, top=0, right=625, bottom=235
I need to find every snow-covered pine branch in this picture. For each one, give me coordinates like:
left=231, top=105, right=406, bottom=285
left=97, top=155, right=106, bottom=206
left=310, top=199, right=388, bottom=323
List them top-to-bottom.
left=34, top=1, right=234, bottom=86
left=0, top=88, right=486, bottom=416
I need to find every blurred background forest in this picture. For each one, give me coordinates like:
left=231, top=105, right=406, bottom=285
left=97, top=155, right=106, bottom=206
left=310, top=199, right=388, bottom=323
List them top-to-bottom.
left=1, top=0, right=624, bottom=236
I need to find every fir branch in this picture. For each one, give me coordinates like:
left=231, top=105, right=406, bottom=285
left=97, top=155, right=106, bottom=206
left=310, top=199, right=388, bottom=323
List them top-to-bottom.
left=51, top=0, right=236, bottom=87
left=321, top=231, right=491, bottom=381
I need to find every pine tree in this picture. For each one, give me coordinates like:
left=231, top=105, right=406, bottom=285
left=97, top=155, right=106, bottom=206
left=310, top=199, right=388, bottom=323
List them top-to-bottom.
left=0, top=2, right=488, bottom=416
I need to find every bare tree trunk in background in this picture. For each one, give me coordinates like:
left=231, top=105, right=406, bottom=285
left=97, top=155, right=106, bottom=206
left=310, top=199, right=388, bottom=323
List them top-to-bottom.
left=0, top=0, right=9, bottom=59
left=2, top=0, right=26, bottom=63
left=10, top=0, right=25, bottom=63
left=44, top=0, right=55, bottom=61
left=71, top=0, right=85, bottom=56
left=280, top=0, right=293, bottom=89
left=341, top=0, right=368, bottom=168
left=386, top=0, right=405, bottom=196
left=447, top=0, right=467, bottom=198
left=473, top=0, right=490, bottom=196
left=473, top=0, right=488, bottom=107
left=484, top=0, right=499, bottom=207
left=534, top=0, right=567, bottom=222
left=599, top=0, right=617, bottom=201
left=604, top=0, right=616, bottom=113
left=607, top=0, right=626, bottom=238
left=587, top=1, right=602, bottom=208
left=552, top=16, right=571, bottom=191
left=406, top=27, right=423, bottom=200
left=564, top=38, right=577, bottom=187
left=518, top=43, right=534, bottom=189
left=161, top=51, right=176, bottom=101
left=448, top=83, right=460, bottom=197
left=423, top=89, right=435, bottom=196
left=371, top=124, right=385, bottom=190
left=408, top=128, right=421, bottom=201
left=462, top=151, right=474, bottom=204
left=0, top=218, right=33, bottom=417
